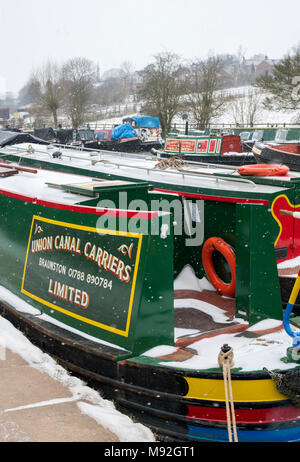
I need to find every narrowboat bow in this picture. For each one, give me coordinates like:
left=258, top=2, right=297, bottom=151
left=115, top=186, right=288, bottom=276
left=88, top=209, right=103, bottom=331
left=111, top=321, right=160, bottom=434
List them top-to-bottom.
left=253, top=142, right=300, bottom=172
left=0, top=146, right=300, bottom=442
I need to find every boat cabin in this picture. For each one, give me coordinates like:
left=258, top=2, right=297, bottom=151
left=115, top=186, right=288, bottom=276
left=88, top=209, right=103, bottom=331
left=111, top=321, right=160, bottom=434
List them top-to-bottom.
left=122, top=115, right=162, bottom=147
left=162, top=132, right=242, bottom=156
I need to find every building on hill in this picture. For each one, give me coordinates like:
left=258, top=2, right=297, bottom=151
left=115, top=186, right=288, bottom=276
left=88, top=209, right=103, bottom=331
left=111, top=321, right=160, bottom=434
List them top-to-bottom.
left=244, top=55, right=280, bottom=78
left=256, top=58, right=280, bottom=77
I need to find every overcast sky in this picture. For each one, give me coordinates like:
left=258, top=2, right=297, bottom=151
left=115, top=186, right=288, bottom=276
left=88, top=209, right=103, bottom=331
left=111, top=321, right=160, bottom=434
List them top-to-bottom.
left=0, top=0, right=299, bottom=95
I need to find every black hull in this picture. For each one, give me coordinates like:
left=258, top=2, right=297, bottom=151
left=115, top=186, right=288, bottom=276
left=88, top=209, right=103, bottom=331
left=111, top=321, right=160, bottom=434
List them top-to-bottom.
left=97, top=139, right=142, bottom=153
left=82, top=140, right=100, bottom=150
left=82, top=140, right=161, bottom=153
left=241, top=141, right=256, bottom=152
left=139, top=142, right=163, bottom=152
left=253, top=145, right=300, bottom=171
left=159, top=152, right=257, bottom=166
left=0, top=273, right=298, bottom=443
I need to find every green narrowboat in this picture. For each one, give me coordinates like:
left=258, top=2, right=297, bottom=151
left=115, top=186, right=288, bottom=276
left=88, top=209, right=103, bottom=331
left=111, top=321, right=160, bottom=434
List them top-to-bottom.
left=234, top=126, right=300, bottom=152
left=154, top=132, right=257, bottom=166
left=0, top=144, right=300, bottom=442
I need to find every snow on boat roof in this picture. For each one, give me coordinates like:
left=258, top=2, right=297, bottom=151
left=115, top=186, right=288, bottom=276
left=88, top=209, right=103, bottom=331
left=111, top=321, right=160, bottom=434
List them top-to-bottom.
left=0, top=130, right=49, bottom=147
left=1, top=143, right=291, bottom=196
left=0, top=165, right=102, bottom=204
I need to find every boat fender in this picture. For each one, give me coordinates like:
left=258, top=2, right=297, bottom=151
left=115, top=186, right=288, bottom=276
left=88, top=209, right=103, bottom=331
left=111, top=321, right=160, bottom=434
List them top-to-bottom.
left=52, top=151, right=62, bottom=159
left=237, top=164, right=289, bottom=177
left=201, top=237, right=236, bottom=298
left=263, top=368, right=300, bottom=407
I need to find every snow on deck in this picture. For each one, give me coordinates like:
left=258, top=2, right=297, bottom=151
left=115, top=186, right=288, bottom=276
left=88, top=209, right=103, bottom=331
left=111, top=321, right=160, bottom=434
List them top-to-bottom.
left=0, top=165, right=102, bottom=204
left=0, top=264, right=297, bottom=373
left=144, top=265, right=296, bottom=372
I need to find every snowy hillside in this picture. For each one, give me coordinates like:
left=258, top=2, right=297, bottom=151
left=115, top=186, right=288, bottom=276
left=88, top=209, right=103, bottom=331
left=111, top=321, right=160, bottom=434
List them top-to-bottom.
left=13, top=85, right=299, bottom=131
left=86, top=86, right=300, bottom=129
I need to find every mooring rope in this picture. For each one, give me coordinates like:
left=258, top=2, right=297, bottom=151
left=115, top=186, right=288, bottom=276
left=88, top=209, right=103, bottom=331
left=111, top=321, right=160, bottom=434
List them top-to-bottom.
left=154, top=156, right=186, bottom=170
left=218, top=344, right=238, bottom=442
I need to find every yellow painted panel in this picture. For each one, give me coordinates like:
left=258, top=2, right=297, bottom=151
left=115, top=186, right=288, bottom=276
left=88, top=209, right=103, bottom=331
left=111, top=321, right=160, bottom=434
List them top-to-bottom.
left=185, top=377, right=287, bottom=402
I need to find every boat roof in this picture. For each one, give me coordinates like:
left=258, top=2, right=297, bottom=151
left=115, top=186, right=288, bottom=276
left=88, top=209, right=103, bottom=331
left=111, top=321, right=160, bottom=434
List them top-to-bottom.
left=122, top=115, right=160, bottom=128
left=0, top=142, right=295, bottom=198
left=0, top=159, right=162, bottom=221
left=0, top=166, right=101, bottom=205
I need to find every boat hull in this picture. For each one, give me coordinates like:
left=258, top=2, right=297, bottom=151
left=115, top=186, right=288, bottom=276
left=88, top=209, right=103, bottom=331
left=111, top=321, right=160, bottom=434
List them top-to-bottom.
left=97, top=138, right=142, bottom=152
left=253, top=143, right=300, bottom=171
left=158, top=151, right=257, bottom=166
left=1, top=299, right=300, bottom=442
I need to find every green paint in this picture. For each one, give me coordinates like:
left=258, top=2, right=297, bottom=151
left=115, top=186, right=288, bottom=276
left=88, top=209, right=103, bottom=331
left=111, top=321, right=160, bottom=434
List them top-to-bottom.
left=164, top=134, right=222, bottom=155
left=0, top=150, right=297, bottom=329
left=0, top=185, right=174, bottom=357
left=235, top=203, right=282, bottom=324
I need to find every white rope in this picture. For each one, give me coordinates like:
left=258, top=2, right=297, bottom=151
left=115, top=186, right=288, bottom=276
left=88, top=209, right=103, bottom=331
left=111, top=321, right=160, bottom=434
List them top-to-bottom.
left=218, top=345, right=238, bottom=442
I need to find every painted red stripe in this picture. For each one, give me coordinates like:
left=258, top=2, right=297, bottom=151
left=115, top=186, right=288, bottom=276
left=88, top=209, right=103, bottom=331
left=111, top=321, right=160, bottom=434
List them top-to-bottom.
left=0, top=188, right=159, bottom=220
left=153, top=188, right=269, bottom=205
left=175, top=323, right=249, bottom=347
left=187, top=404, right=300, bottom=424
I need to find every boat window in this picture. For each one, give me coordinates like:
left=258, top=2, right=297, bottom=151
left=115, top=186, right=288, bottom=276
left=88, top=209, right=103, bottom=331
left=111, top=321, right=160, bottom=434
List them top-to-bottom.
left=275, top=129, right=288, bottom=143
left=252, top=130, right=263, bottom=141
left=240, top=132, right=250, bottom=141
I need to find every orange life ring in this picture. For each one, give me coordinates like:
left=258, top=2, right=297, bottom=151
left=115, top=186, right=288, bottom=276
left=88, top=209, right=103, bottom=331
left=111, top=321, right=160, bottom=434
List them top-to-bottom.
left=237, top=164, right=289, bottom=177
left=202, top=237, right=236, bottom=297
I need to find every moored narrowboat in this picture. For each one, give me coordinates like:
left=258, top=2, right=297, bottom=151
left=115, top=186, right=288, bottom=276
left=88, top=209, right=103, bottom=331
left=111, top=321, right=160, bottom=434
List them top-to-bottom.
left=122, top=115, right=163, bottom=151
left=95, top=123, right=141, bottom=152
left=235, top=126, right=300, bottom=152
left=154, top=132, right=256, bottom=166
left=253, top=142, right=300, bottom=171
left=1, top=145, right=300, bottom=441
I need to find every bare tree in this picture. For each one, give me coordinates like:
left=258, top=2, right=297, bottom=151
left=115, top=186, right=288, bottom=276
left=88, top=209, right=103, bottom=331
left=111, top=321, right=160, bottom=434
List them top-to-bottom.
left=232, top=46, right=246, bottom=86
left=139, top=52, right=184, bottom=137
left=62, top=57, right=96, bottom=129
left=186, top=57, right=232, bottom=129
left=120, top=60, right=134, bottom=98
left=30, top=61, right=63, bottom=128
left=18, top=78, right=41, bottom=107
left=231, top=88, right=263, bottom=125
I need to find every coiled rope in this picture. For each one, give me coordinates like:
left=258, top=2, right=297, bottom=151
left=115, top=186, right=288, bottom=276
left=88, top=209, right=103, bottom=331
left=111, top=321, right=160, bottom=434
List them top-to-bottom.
left=154, top=156, right=186, bottom=170
left=218, top=344, right=238, bottom=442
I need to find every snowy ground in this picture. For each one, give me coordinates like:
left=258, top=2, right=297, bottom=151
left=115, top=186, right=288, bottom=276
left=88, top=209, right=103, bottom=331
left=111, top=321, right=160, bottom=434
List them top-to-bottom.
left=0, top=296, right=155, bottom=442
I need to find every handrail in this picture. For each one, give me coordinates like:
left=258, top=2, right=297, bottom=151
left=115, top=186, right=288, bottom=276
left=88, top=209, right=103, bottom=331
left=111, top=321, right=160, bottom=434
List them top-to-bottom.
left=1, top=143, right=156, bottom=163
left=0, top=144, right=257, bottom=188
